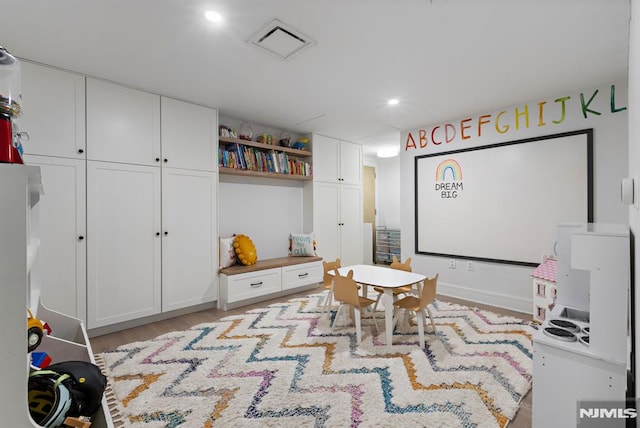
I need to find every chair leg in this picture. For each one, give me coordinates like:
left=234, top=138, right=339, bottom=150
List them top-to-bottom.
left=323, top=288, right=334, bottom=314
left=372, top=293, right=382, bottom=313
left=331, top=304, right=343, bottom=330
left=425, top=305, right=438, bottom=333
left=354, top=307, right=362, bottom=344
left=370, top=307, right=379, bottom=332
left=416, top=310, right=426, bottom=348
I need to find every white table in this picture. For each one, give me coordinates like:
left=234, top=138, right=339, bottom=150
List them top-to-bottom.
left=330, top=264, right=426, bottom=348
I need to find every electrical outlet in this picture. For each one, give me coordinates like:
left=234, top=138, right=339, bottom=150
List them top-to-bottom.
left=449, top=259, right=456, bottom=269
left=467, top=261, right=474, bottom=271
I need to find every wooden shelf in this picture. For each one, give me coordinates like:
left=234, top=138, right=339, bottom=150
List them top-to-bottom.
left=219, top=136, right=311, bottom=157
left=219, top=167, right=312, bottom=180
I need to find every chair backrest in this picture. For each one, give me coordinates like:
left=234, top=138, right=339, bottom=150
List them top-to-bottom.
left=390, top=255, right=412, bottom=272
left=323, top=258, right=341, bottom=286
left=332, top=269, right=360, bottom=306
left=419, top=274, right=439, bottom=308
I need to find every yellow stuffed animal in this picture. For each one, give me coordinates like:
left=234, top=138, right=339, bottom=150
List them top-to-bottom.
left=233, top=234, right=258, bottom=265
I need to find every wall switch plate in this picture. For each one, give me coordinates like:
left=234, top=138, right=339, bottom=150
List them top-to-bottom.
left=449, top=259, right=456, bottom=269
left=467, top=261, right=474, bottom=271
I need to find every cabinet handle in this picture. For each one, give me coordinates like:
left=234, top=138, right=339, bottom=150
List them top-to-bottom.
left=78, top=149, right=84, bottom=154
left=155, top=157, right=160, bottom=162
left=163, top=158, right=168, bottom=163
left=164, top=231, right=168, bottom=236
left=156, top=232, right=160, bottom=237
left=78, top=236, right=84, bottom=241
left=298, top=272, right=309, bottom=278
left=250, top=281, right=263, bottom=287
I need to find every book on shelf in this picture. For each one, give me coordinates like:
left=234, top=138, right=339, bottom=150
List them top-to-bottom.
left=218, top=140, right=312, bottom=177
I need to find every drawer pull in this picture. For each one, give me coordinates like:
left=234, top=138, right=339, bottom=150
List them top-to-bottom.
left=298, top=272, right=309, bottom=278
left=250, top=281, right=263, bottom=287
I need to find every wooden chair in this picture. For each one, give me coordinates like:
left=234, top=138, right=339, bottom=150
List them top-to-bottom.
left=372, top=256, right=414, bottom=313
left=321, top=258, right=341, bottom=313
left=331, top=269, right=378, bottom=344
left=392, top=274, right=439, bottom=348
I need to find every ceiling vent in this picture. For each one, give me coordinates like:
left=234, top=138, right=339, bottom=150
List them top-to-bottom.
left=249, top=19, right=315, bottom=60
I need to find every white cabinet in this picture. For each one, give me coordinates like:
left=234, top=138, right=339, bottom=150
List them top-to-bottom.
left=20, top=61, right=86, bottom=159
left=86, top=77, right=161, bottom=165
left=86, top=81, right=218, bottom=329
left=161, top=96, right=218, bottom=171
left=312, top=134, right=362, bottom=185
left=312, top=134, right=363, bottom=265
left=23, top=155, right=86, bottom=322
left=87, top=161, right=162, bottom=328
left=0, top=165, right=113, bottom=427
left=162, top=168, right=217, bottom=312
left=313, top=182, right=363, bottom=266
left=219, top=258, right=323, bottom=310
left=282, top=261, right=323, bottom=291
left=220, top=268, right=282, bottom=308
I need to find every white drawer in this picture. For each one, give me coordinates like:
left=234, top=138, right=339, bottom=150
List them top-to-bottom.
left=282, top=261, right=323, bottom=291
left=222, top=268, right=281, bottom=303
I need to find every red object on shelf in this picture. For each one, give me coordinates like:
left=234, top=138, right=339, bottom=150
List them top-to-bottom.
left=0, top=114, right=23, bottom=164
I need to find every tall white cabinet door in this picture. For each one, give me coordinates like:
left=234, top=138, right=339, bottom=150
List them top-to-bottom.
left=20, top=62, right=86, bottom=159
left=86, top=78, right=161, bottom=166
left=161, top=97, right=218, bottom=171
left=311, top=134, right=339, bottom=183
left=339, top=141, right=362, bottom=185
left=24, top=155, right=86, bottom=322
left=87, top=161, right=161, bottom=328
left=161, top=168, right=217, bottom=312
left=313, top=182, right=341, bottom=262
left=339, top=184, right=363, bottom=266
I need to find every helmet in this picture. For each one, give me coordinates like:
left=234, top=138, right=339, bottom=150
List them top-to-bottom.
left=28, top=361, right=107, bottom=426
left=46, top=361, right=107, bottom=416
left=28, top=371, right=73, bottom=427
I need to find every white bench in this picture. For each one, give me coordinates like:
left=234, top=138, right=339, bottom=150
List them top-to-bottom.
left=218, top=256, right=323, bottom=310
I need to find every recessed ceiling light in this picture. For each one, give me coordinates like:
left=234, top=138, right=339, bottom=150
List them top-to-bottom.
left=205, top=10, right=223, bottom=23
left=387, top=98, right=399, bottom=106
left=377, top=146, right=399, bottom=158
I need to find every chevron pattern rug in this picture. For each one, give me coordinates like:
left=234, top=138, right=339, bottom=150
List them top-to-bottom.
left=98, top=291, right=534, bottom=427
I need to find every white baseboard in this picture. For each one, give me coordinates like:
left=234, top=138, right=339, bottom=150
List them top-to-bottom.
left=437, top=281, right=532, bottom=316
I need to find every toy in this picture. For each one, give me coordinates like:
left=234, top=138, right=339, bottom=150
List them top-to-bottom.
left=233, top=234, right=258, bottom=265
left=27, top=309, right=51, bottom=352
left=31, top=352, right=52, bottom=369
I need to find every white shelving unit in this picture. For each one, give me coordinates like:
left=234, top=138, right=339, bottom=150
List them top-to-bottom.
left=0, top=165, right=113, bottom=427
left=375, top=227, right=401, bottom=264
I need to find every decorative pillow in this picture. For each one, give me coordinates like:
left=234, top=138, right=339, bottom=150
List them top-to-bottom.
left=289, top=232, right=317, bottom=256
left=234, top=234, right=258, bottom=266
left=219, top=236, right=237, bottom=269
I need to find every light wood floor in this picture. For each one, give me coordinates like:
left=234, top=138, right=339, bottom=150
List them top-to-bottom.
left=90, top=284, right=533, bottom=428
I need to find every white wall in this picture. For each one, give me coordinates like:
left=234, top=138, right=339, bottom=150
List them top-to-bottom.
left=629, top=0, right=640, bottom=400
left=401, top=81, right=629, bottom=313
left=376, top=156, right=401, bottom=229
left=218, top=175, right=307, bottom=260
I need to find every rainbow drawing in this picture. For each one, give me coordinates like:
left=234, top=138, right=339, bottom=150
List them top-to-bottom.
left=435, top=158, right=462, bottom=181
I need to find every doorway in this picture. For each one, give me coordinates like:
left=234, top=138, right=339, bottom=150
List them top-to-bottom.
left=363, top=166, right=376, bottom=263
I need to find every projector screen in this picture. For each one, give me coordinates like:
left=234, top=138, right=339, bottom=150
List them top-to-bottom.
left=414, top=129, right=593, bottom=266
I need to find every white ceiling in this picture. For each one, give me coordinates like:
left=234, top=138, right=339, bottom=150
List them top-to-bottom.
left=1, top=0, right=630, bottom=157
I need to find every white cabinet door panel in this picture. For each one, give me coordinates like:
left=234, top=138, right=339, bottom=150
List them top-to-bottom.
left=20, top=62, right=85, bottom=159
left=86, top=78, right=160, bottom=166
left=161, top=97, right=217, bottom=171
left=311, top=134, right=339, bottom=183
left=339, top=141, right=362, bottom=185
left=24, top=155, right=86, bottom=321
left=87, top=161, right=161, bottom=328
left=162, top=168, right=217, bottom=312
left=313, top=182, right=340, bottom=262
left=339, top=185, right=363, bottom=266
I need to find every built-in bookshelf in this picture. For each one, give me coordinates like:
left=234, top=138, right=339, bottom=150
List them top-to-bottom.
left=218, top=136, right=312, bottom=180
